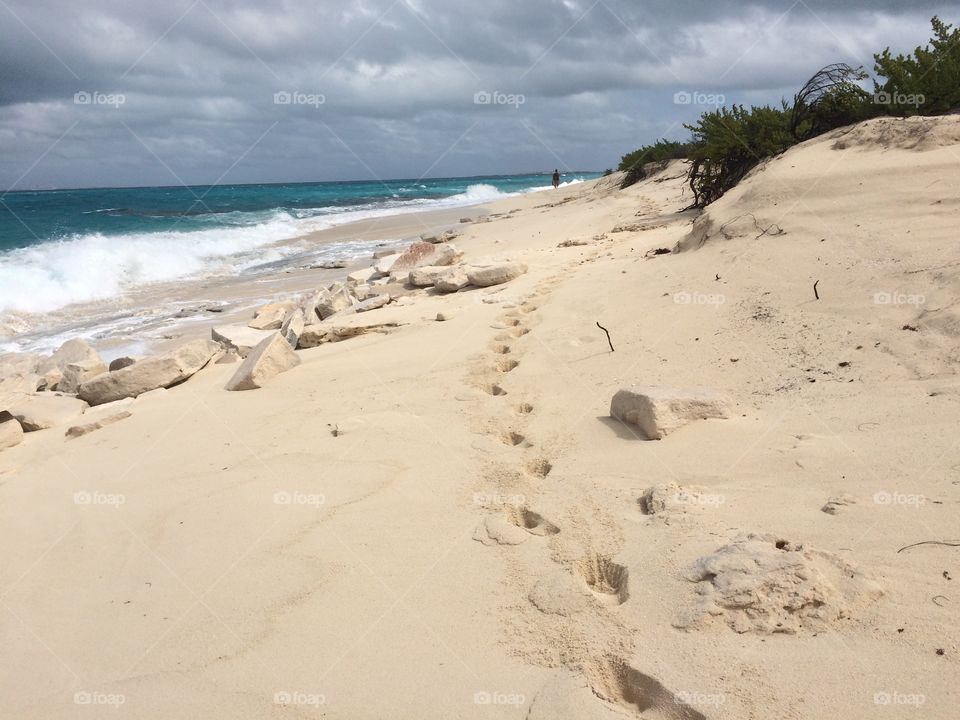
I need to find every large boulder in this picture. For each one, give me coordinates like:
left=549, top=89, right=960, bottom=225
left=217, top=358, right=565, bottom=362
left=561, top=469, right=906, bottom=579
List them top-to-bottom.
left=390, top=241, right=462, bottom=272
left=374, top=253, right=403, bottom=275
left=467, top=262, right=528, bottom=287
left=408, top=266, right=452, bottom=288
left=346, top=267, right=377, bottom=285
left=435, top=268, right=470, bottom=294
left=306, top=284, right=353, bottom=321
left=248, top=301, right=294, bottom=330
left=280, top=308, right=305, bottom=348
left=212, top=325, right=275, bottom=357
left=225, top=332, right=301, bottom=391
left=37, top=339, right=99, bottom=374
left=78, top=339, right=220, bottom=406
left=0, top=352, right=43, bottom=380
left=108, top=356, right=143, bottom=372
left=59, top=357, right=109, bottom=395
left=610, top=386, right=732, bottom=440
left=7, top=394, right=89, bottom=431
left=0, top=413, right=24, bottom=451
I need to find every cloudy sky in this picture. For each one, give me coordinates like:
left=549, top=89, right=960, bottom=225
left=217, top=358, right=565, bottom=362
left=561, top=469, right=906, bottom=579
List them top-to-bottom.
left=0, top=0, right=955, bottom=189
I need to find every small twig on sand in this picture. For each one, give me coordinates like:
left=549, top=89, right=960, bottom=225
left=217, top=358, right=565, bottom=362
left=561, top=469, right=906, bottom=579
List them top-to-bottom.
left=813, top=280, right=820, bottom=300
left=597, top=322, right=615, bottom=352
left=897, top=540, right=960, bottom=554
left=932, top=595, right=950, bottom=607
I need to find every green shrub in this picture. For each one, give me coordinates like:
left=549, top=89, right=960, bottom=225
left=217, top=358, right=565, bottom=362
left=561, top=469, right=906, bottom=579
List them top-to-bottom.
left=874, top=17, right=960, bottom=115
left=684, top=104, right=795, bottom=207
left=618, top=139, right=690, bottom=188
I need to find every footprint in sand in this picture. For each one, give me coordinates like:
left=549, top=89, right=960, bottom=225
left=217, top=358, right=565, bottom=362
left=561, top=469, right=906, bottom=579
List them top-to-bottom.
left=489, top=343, right=512, bottom=355
left=495, top=359, right=520, bottom=373
left=481, top=383, right=507, bottom=397
left=514, top=403, right=534, bottom=415
left=498, top=430, right=531, bottom=448
left=506, top=506, right=559, bottom=536
left=576, top=554, right=629, bottom=605
left=589, top=660, right=707, bottom=720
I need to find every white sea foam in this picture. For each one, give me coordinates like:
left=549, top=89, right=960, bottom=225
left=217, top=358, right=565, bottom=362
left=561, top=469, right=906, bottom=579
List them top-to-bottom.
left=0, top=179, right=583, bottom=321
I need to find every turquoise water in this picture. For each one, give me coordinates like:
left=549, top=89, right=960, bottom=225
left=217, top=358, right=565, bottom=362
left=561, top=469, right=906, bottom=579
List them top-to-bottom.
left=0, top=173, right=598, bottom=318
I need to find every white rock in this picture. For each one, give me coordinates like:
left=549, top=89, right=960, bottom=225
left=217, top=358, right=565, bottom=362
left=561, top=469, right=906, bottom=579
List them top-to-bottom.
left=389, top=241, right=462, bottom=273
left=374, top=253, right=403, bottom=275
left=467, top=262, right=528, bottom=287
left=409, top=266, right=452, bottom=288
left=347, top=267, right=377, bottom=285
left=435, top=268, right=470, bottom=293
left=351, top=283, right=374, bottom=301
left=307, top=284, right=353, bottom=320
left=352, top=295, right=391, bottom=313
left=248, top=301, right=294, bottom=330
left=280, top=308, right=305, bottom=348
left=435, top=312, right=452, bottom=322
left=212, top=325, right=275, bottom=357
left=225, top=332, right=301, bottom=391
left=37, top=339, right=101, bottom=379
left=78, top=339, right=220, bottom=406
left=0, top=352, right=43, bottom=380
left=59, top=357, right=109, bottom=395
left=610, top=386, right=732, bottom=440
left=7, top=394, right=89, bottom=431
left=0, top=414, right=24, bottom=450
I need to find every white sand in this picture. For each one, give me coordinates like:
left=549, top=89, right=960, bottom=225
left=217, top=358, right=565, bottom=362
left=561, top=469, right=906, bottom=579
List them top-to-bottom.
left=1, top=115, right=959, bottom=718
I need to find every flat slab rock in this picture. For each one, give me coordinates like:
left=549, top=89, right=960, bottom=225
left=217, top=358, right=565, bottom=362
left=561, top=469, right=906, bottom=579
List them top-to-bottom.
left=211, top=325, right=275, bottom=357
left=610, top=386, right=732, bottom=440
left=6, top=394, right=89, bottom=431
left=65, top=411, right=132, bottom=439
left=0, top=416, right=24, bottom=450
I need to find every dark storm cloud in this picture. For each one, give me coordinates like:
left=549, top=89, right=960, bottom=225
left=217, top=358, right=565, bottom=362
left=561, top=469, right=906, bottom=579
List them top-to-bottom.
left=0, top=0, right=956, bottom=188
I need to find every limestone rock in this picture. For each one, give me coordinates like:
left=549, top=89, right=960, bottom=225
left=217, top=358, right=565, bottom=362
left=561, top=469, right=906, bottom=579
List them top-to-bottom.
left=390, top=241, right=461, bottom=272
left=374, top=253, right=403, bottom=275
left=467, top=262, right=528, bottom=287
left=346, top=266, right=377, bottom=285
left=409, top=266, right=452, bottom=288
left=434, top=268, right=470, bottom=294
left=350, top=283, right=373, bottom=301
left=307, top=284, right=353, bottom=320
left=352, top=295, right=391, bottom=313
left=248, top=301, right=294, bottom=330
left=280, top=308, right=305, bottom=348
left=211, top=325, right=275, bottom=358
left=225, top=333, right=301, bottom=391
left=38, top=339, right=101, bottom=380
left=78, top=339, right=220, bottom=406
left=0, top=352, right=43, bottom=380
left=108, top=356, right=142, bottom=372
left=59, top=357, right=109, bottom=395
left=610, top=386, right=732, bottom=440
left=7, top=394, right=89, bottom=431
left=65, top=411, right=132, bottom=439
left=0, top=414, right=24, bottom=450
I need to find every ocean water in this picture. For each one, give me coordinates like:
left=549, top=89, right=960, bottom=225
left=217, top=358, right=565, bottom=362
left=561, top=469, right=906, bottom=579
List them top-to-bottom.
left=0, top=173, right=597, bottom=351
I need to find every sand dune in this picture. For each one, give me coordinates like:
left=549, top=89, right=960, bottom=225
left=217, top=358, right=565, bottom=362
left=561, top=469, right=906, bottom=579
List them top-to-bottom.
left=2, top=116, right=959, bottom=718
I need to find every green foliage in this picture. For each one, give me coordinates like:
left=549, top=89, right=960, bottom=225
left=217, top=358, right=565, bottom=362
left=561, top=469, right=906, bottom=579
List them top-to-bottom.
left=874, top=17, right=960, bottom=115
left=790, top=64, right=877, bottom=140
left=683, top=104, right=795, bottom=207
left=618, top=139, right=690, bottom=188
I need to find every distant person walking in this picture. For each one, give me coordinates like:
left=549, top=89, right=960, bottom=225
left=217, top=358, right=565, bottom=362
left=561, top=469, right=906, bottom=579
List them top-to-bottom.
left=552, top=169, right=560, bottom=189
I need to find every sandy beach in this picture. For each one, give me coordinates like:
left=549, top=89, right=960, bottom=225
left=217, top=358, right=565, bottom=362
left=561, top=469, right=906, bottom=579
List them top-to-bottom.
left=2, top=115, right=959, bottom=718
